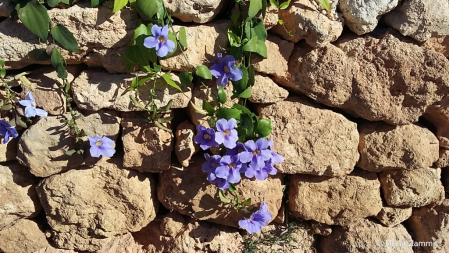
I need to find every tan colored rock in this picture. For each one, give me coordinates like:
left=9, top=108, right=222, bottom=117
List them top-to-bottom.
left=164, top=0, right=226, bottom=23
left=271, top=0, right=343, bottom=47
left=384, top=0, right=449, bottom=42
left=0, top=2, right=138, bottom=71
left=275, top=33, right=449, bottom=125
left=251, top=35, right=294, bottom=77
left=425, top=36, right=449, bottom=59
left=82, top=47, right=128, bottom=73
left=72, top=70, right=192, bottom=112
left=249, top=75, right=288, bottom=103
left=188, top=80, right=238, bottom=128
left=258, top=96, right=359, bottom=176
left=423, top=98, right=449, bottom=148
left=17, top=111, right=121, bottom=177
left=121, top=114, right=173, bottom=173
left=175, top=120, right=199, bottom=167
left=358, top=123, right=439, bottom=172
left=0, top=137, right=18, bottom=162
left=435, top=148, right=449, bottom=168
left=158, top=154, right=284, bottom=228
left=36, top=158, right=158, bottom=251
left=0, top=162, right=41, bottom=230
left=380, top=167, right=445, bottom=207
left=443, top=167, right=449, bottom=192
left=289, top=169, right=383, bottom=225
left=407, top=199, right=449, bottom=253
left=375, top=205, right=413, bottom=227
left=160, top=211, right=185, bottom=238
left=133, top=214, right=244, bottom=253
left=0, top=219, right=50, bottom=253
left=320, top=219, right=413, bottom=253
left=309, top=221, right=332, bottom=236
left=254, top=224, right=316, bottom=253
left=96, top=233, right=143, bottom=253
left=33, top=247, right=77, bottom=253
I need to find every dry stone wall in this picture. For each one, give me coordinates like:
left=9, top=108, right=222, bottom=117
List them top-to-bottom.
left=0, top=0, right=448, bottom=252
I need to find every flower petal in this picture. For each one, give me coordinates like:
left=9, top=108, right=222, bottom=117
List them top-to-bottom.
left=151, top=24, right=161, bottom=37
left=162, top=25, right=169, bottom=37
left=143, top=36, right=158, bottom=49
left=165, top=39, right=176, bottom=52
left=156, top=45, right=169, bottom=57
left=223, top=55, right=236, bottom=68
left=209, top=63, right=223, bottom=78
left=228, top=67, right=243, bottom=81
left=216, top=73, right=228, bottom=87
left=25, top=92, right=35, bottom=102
left=18, top=100, right=32, bottom=107
left=24, top=106, right=36, bottom=118
left=35, top=108, right=48, bottom=117
left=226, top=118, right=237, bottom=130
left=215, top=119, right=228, bottom=132
left=3, top=131, right=9, bottom=144
left=87, top=136, right=100, bottom=147
left=100, top=136, right=115, bottom=147
left=223, top=136, right=237, bottom=149
left=256, top=138, right=269, bottom=150
left=244, top=140, right=256, bottom=152
left=89, top=146, right=101, bottom=158
left=100, top=146, right=115, bottom=157
left=260, top=149, right=272, bottom=161
left=239, top=151, right=253, bottom=163
left=215, top=165, right=229, bottom=179
left=245, top=167, right=256, bottom=178
left=228, top=169, right=241, bottom=184
left=255, top=169, right=268, bottom=181
left=218, top=179, right=229, bottom=190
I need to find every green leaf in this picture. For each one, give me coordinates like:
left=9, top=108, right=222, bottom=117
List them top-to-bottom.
left=17, top=0, right=50, bottom=41
left=45, top=0, right=70, bottom=8
left=91, top=0, right=107, bottom=7
left=113, top=0, right=128, bottom=12
left=135, top=0, right=163, bottom=20
left=248, top=0, right=262, bottom=19
left=262, top=0, right=267, bottom=18
left=269, top=0, right=279, bottom=8
left=279, top=0, right=291, bottom=9
left=316, top=0, right=330, bottom=12
left=245, top=18, right=267, bottom=42
left=50, top=24, right=79, bottom=53
left=133, top=24, right=150, bottom=40
left=178, top=27, right=187, bottom=48
left=228, top=29, right=241, bottom=47
left=242, top=36, right=258, bottom=52
left=256, top=39, right=267, bottom=58
left=28, top=48, right=51, bottom=61
left=50, top=48, right=68, bottom=79
left=118, top=53, right=137, bottom=73
left=0, top=59, right=4, bottom=66
left=56, top=64, right=68, bottom=79
left=196, top=64, right=212, bottom=80
left=248, top=65, right=255, bottom=87
left=231, top=66, right=248, bottom=95
left=0, top=69, right=5, bottom=78
left=179, top=71, right=193, bottom=87
left=162, top=73, right=183, bottom=93
left=128, top=76, right=139, bottom=91
left=64, top=82, right=70, bottom=93
left=217, top=86, right=227, bottom=105
left=238, top=87, right=252, bottom=98
left=129, top=95, right=145, bottom=109
left=159, top=99, right=173, bottom=111
left=202, top=100, right=215, bottom=115
left=190, top=101, right=207, bottom=115
left=2, top=103, right=12, bottom=111
left=233, top=104, right=252, bottom=115
left=216, top=108, right=241, bottom=120
left=240, top=113, right=254, bottom=136
left=255, top=119, right=272, bottom=137
left=154, top=121, right=171, bottom=132
left=65, top=150, right=76, bottom=156
left=229, top=183, right=236, bottom=193
left=218, top=190, right=231, bottom=204
left=241, top=198, right=252, bottom=207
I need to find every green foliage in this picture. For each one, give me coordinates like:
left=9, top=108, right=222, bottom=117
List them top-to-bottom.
left=16, top=0, right=50, bottom=40
left=45, top=0, right=72, bottom=7
left=90, top=0, right=107, bottom=7
left=113, top=0, right=128, bottom=13
left=135, top=0, right=163, bottom=20
left=248, top=0, right=262, bottom=19
left=316, top=0, right=330, bottom=13
left=51, top=24, right=79, bottom=53
left=178, top=27, right=187, bottom=48
left=50, top=47, right=67, bottom=79
left=28, top=48, right=51, bottom=61
left=196, top=65, right=212, bottom=80
left=179, top=71, right=193, bottom=87
left=162, top=73, right=182, bottom=92
left=217, top=86, right=227, bottom=105
left=255, top=119, right=272, bottom=138
left=218, top=186, right=252, bottom=212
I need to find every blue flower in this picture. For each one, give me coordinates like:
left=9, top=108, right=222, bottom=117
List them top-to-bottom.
left=144, top=24, right=176, bottom=57
left=210, top=54, right=243, bottom=87
left=18, top=92, right=48, bottom=118
left=215, top=118, right=238, bottom=149
left=0, top=120, right=18, bottom=144
left=194, top=125, right=219, bottom=150
left=87, top=136, right=115, bottom=158
left=268, top=137, right=284, bottom=164
left=239, top=138, right=272, bottom=170
left=225, top=142, right=247, bottom=158
left=202, top=153, right=221, bottom=173
left=211, top=155, right=246, bottom=190
left=245, top=160, right=277, bottom=181
left=238, top=201, right=272, bottom=234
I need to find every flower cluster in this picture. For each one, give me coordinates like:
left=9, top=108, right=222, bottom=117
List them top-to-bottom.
left=194, top=118, right=283, bottom=190
left=239, top=201, right=271, bottom=234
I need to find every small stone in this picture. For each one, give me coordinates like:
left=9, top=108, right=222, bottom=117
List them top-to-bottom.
left=164, top=0, right=226, bottom=23
left=251, top=35, right=294, bottom=78
left=424, top=36, right=449, bottom=59
left=249, top=75, right=288, bottom=103
left=423, top=99, right=449, bottom=148
left=175, top=120, right=199, bottom=167
left=0, top=137, right=18, bottom=162
left=435, top=148, right=449, bottom=168
left=380, top=167, right=445, bottom=207
left=443, top=167, right=449, bottom=192
left=289, top=169, right=383, bottom=226
left=375, top=205, right=413, bottom=227
left=160, top=211, right=185, bottom=237
left=0, top=219, right=51, bottom=253
left=309, top=221, right=332, bottom=236
left=256, top=224, right=316, bottom=253
left=96, top=233, right=143, bottom=253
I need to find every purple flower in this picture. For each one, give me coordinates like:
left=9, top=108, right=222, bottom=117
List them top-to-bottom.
left=143, top=24, right=175, bottom=57
left=210, top=53, right=243, bottom=87
left=18, top=92, right=48, bottom=118
left=215, top=118, right=238, bottom=149
left=0, top=120, right=18, bottom=144
left=194, top=125, right=219, bottom=150
left=87, top=136, right=115, bottom=158
left=268, top=137, right=284, bottom=164
left=240, top=138, right=272, bottom=170
left=225, top=142, right=247, bottom=157
left=203, top=153, right=222, bottom=182
left=212, top=155, right=246, bottom=190
left=245, top=160, right=277, bottom=181
left=238, top=201, right=272, bottom=234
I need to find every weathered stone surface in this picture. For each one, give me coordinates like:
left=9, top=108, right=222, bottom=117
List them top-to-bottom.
left=0, top=0, right=11, bottom=17
left=164, top=0, right=226, bottom=23
left=271, top=0, right=343, bottom=47
left=339, top=0, right=399, bottom=35
left=384, top=0, right=449, bottom=42
left=0, top=2, right=137, bottom=70
left=275, top=34, right=449, bottom=125
left=251, top=35, right=294, bottom=77
left=425, top=36, right=449, bottom=59
left=82, top=47, right=128, bottom=73
left=72, top=70, right=192, bottom=112
left=249, top=75, right=288, bottom=104
left=188, top=80, right=238, bottom=128
left=258, top=96, right=359, bottom=176
left=423, top=98, right=449, bottom=148
left=17, top=111, right=120, bottom=177
left=121, top=114, right=173, bottom=173
left=175, top=120, right=199, bottom=167
left=358, top=123, right=439, bottom=172
left=0, top=137, right=18, bottom=162
left=435, top=148, right=449, bottom=168
left=158, top=154, right=284, bottom=228
left=36, top=158, right=158, bottom=251
left=0, top=162, right=41, bottom=230
left=380, top=167, right=445, bottom=207
left=443, top=167, right=449, bottom=192
left=289, top=169, right=383, bottom=225
left=407, top=200, right=449, bottom=253
left=375, top=205, right=413, bottom=227
left=133, top=213, right=244, bottom=253
left=0, top=219, right=50, bottom=253
left=320, top=219, right=413, bottom=253
left=255, top=224, right=316, bottom=253
left=96, top=233, right=143, bottom=253
left=33, top=247, right=77, bottom=253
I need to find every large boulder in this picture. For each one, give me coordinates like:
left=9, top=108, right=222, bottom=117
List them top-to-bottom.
left=164, top=0, right=226, bottom=23
left=271, top=0, right=344, bottom=47
left=384, top=0, right=449, bottom=42
left=275, top=33, right=449, bottom=125
left=72, top=70, right=192, bottom=112
left=249, top=75, right=288, bottom=104
left=258, top=96, right=359, bottom=176
left=17, top=111, right=121, bottom=177
left=358, top=123, right=439, bottom=172
left=157, top=155, right=284, bottom=228
left=36, top=158, right=158, bottom=251
left=0, top=162, right=41, bottom=230
left=379, top=167, right=445, bottom=207
left=288, top=169, right=383, bottom=225
left=0, top=219, right=51, bottom=253
left=320, top=219, right=413, bottom=253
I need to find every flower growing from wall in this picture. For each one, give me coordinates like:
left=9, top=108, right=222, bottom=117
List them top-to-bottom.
left=144, top=25, right=175, bottom=57
left=210, top=54, right=243, bottom=87
left=18, top=92, right=48, bottom=118
left=215, top=118, right=238, bottom=149
left=0, top=120, right=18, bottom=144
left=194, top=125, right=218, bottom=150
left=87, top=136, right=115, bottom=158
left=240, top=138, right=272, bottom=170
left=239, top=201, right=272, bottom=234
